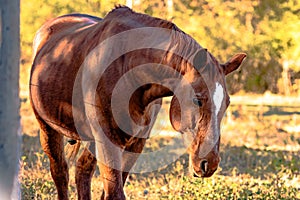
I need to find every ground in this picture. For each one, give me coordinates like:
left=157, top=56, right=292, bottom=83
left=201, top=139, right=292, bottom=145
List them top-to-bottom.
left=20, top=94, right=300, bottom=199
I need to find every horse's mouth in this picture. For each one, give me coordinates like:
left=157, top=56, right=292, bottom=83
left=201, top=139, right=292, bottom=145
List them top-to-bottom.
left=191, top=159, right=218, bottom=178
left=192, top=168, right=217, bottom=178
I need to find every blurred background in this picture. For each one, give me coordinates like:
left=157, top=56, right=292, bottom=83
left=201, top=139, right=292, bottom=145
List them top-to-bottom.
left=20, top=0, right=300, bottom=199
left=21, top=0, right=300, bottom=95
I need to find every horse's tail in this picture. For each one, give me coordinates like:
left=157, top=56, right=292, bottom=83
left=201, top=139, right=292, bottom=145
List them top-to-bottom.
left=64, top=139, right=81, bottom=164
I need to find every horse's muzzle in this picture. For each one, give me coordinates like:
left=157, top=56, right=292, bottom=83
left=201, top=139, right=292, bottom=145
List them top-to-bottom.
left=192, top=157, right=220, bottom=178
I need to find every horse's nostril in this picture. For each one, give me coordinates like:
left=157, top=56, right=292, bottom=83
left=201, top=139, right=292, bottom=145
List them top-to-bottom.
left=200, top=160, right=208, bottom=174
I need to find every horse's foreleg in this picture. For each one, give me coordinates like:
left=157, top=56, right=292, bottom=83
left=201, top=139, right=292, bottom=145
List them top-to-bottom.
left=39, top=125, right=69, bottom=200
left=121, top=138, right=146, bottom=186
left=94, top=141, right=125, bottom=200
left=75, top=145, right=97, bottom=200
left=99, top=163, right=125, bottom=200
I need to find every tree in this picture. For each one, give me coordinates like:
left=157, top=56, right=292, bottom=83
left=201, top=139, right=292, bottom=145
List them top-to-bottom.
left=0, top=0, right=20, bottom=199
left=20, top=0, right=300, bottom=94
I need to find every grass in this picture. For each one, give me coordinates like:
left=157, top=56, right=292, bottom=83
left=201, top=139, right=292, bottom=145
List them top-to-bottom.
left=19, top=95, right=300, bottom=199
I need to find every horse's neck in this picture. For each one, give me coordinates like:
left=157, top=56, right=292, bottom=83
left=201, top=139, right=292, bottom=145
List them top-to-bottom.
left=87, top=24, right=200, bottom=118
left=132, top=31, right=200, bottom=103
left=126, top=48, right=194, bottom=112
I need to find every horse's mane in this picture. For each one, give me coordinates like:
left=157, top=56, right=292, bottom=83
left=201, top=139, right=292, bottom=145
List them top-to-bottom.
left=106, top=5, right=184, bottom=33
left=99, top=6, right=203, bottom=73
left=104, top=6, right=199, bottom=54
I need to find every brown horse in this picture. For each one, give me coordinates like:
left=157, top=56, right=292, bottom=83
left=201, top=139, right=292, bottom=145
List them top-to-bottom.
left=30, top=6, right=246, bottom=200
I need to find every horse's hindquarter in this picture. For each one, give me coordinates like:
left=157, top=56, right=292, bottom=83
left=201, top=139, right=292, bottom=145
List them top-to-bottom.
left=33, top=14, right=101, bottom=57
left=30, top=16, right=101, bottom=140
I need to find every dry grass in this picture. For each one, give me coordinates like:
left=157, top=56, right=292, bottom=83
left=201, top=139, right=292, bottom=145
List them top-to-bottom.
left=19, top=93, right=300, bottom=199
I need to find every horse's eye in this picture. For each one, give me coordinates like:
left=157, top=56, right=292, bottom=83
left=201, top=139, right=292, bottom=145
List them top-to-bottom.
left=193, top=98, right=202, bottom=106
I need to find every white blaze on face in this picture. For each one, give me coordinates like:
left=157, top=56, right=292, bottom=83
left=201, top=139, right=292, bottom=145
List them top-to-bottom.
left=198, top=82, right=224, bottom=158
left=212, top=82, right=224, bottom=137
left=213, top=82, right=224, bottom=123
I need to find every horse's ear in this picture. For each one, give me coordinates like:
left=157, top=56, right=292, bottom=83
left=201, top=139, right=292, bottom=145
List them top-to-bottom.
left=193, top=49, right=208, bottom=71
left=221, top=53, right=246, bottom=75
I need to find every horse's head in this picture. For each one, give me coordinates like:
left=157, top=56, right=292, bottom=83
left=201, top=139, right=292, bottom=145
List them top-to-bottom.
left=170, top=49, right=246, bottom=177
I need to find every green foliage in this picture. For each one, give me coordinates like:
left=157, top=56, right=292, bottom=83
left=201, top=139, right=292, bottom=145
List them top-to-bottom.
left=20, top=0, right=300, bottom=94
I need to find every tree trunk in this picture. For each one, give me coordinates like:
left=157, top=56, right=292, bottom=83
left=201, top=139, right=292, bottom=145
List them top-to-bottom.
left=0, top=0, right=20, bottom=199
